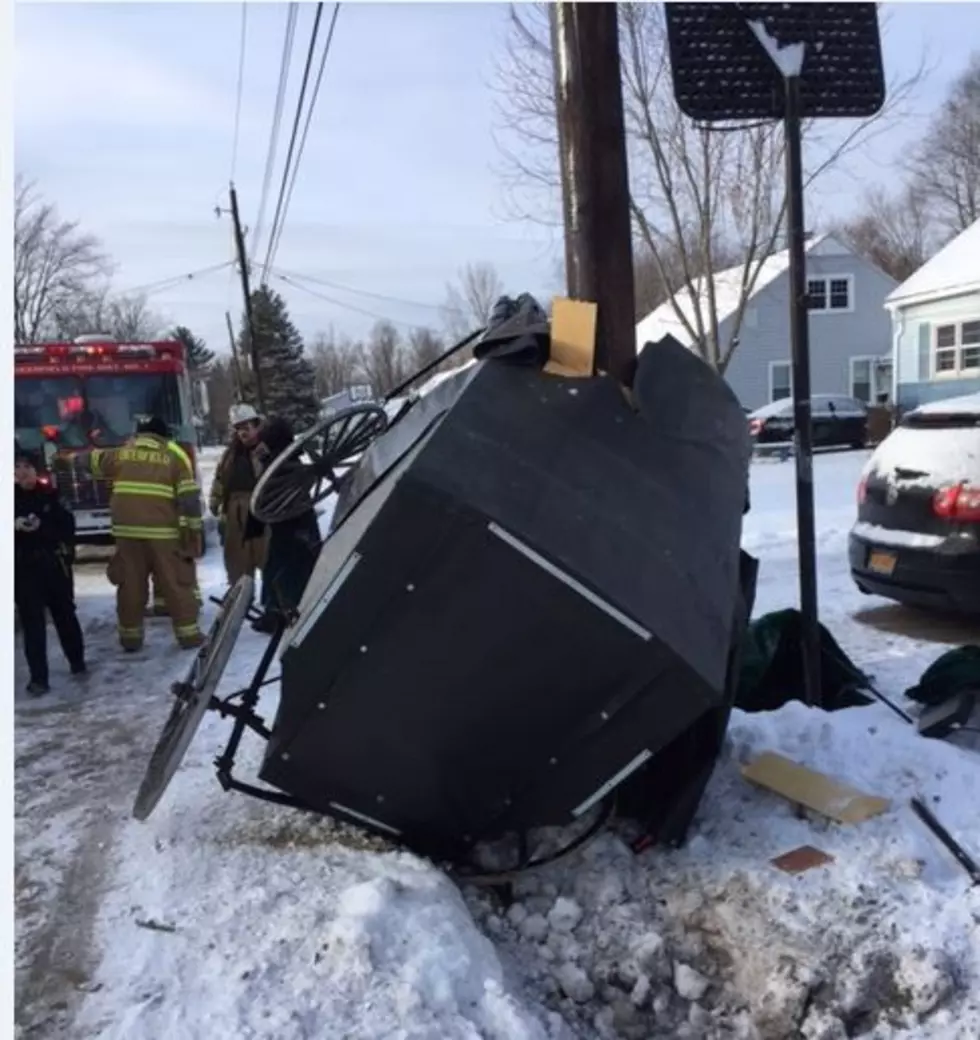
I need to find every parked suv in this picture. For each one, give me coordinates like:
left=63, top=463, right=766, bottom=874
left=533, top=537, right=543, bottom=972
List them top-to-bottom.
left=849, top=392, right=980, bottom=614
left=747, top=395, right=868, bottom=449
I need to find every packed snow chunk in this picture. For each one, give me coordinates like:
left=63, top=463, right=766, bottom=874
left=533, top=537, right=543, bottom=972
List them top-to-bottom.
left=322, top=869, right=552, bottom=1038
left=546, top=896, right=583, bottom=934
left=520, top=912, right=549, bottom=942
left=895, top=945, right=957, bottom=1018
left=673, top=961, right=710, bottom=1001
left=555, top=962, right=594, bottom=1003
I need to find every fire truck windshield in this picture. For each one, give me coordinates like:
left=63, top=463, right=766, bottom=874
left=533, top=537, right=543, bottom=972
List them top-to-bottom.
left=15, top=372, right=182, bottom=457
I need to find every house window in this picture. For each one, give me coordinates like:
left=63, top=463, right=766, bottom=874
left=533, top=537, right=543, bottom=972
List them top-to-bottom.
left=807, top=275, right=852, bottom=312
left=934, top=320, right=980, bottom=377
left=850, top=357, right=874, bottom=403
left=770, top=362, right=792, bottom=402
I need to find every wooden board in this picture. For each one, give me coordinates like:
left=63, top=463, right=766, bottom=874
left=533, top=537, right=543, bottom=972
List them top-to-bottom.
left=545, top=297, right=597, bottom=378
left=741, top=751, right=890, bottom=824
left=771, top=845, right=835, bottom=874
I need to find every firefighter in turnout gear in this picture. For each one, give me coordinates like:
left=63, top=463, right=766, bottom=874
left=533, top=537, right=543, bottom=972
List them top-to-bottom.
left=91, top=416, right=204, bottom=651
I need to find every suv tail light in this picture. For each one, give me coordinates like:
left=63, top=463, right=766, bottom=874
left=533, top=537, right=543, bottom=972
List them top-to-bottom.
left=748, top=418, right=763, bottom=436
left=857, top=475, right=868, bottom=506
left=932, top=483, right=980, bottom=522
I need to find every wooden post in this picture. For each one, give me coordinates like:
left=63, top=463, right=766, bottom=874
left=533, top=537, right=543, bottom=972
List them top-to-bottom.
left=551, top=2, right=636, bottom=384
left=229, top=183, right=266, bottom=412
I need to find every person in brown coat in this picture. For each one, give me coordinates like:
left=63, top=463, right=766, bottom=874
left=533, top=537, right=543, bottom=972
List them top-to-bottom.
left=208, top=404, right=269, bottom=596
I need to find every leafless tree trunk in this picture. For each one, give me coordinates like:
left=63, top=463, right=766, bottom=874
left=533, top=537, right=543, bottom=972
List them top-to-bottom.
left=492, top=3, right=925, bottom=373
left=907, top=52, right=980, bottom=235
left=14, top=176, right=112, bottom=343
left=835, top=185, right=942, bottom=283
left=442, top=261, right=504, bottom=342
left=50, top=287, right=163, bottom=342
left=357, top=321, right=410, bottom=397
left=309, top=328, right=361, bottom=397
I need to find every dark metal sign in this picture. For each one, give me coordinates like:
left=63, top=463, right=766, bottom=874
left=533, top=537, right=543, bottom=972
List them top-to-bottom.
left=664, top=2, right=885, bottom=121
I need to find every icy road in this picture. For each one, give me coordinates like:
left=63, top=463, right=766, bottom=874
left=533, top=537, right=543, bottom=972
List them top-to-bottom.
left=14, top=447, right=980, bottom=1039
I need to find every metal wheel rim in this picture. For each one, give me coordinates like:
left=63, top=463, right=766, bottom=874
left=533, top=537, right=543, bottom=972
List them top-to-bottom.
left=250, top=405, right=388, bottom=524
left=132, top=575, right=254, bottom=821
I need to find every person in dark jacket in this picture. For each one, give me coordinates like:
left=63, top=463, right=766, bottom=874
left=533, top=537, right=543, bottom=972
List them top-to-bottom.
left=244, top=416, right=322, bottom=633
left=15, top=449, right=86, bottom=695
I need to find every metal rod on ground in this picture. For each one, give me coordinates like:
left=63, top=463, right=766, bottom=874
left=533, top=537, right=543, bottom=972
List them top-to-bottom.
left=550, top=2, right=636, bottom=385
left=783, top=75, right=822, bottom=709
left=228, top=183, right=266, bottom=413
left=225, top=310, right=246, bottom=402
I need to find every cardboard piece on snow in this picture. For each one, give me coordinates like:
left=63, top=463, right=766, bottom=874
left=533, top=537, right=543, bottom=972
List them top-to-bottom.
left=545, top=297, right=597, bottom=378
left=741, top=751, right=890, bottom=824
left=771, top=844, right=835, bottom=874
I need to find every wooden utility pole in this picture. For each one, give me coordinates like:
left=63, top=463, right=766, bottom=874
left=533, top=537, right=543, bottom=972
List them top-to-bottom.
left=551, top=3, right=636, bottom=385
left=228, top=183, right=266, bottom=412
left=225, top=310, right=246, bottom=402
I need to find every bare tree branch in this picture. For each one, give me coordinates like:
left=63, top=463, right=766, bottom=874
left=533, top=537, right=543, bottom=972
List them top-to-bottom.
left=906, top=51, right=980, bottom=234
left=14, top=176, right=113, bottom=343
left=442, top=261, right=504, bottom=341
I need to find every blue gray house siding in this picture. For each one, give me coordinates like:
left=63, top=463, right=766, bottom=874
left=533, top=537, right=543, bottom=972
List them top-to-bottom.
left=722, top=252, right=896, bottom=411
left=893, top=289, right=980, bottom=412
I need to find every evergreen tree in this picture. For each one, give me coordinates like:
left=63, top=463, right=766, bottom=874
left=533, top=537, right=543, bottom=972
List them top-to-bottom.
left=238, top=286, right=319, bottom=431
left=171, top=325, right=215, bottom=373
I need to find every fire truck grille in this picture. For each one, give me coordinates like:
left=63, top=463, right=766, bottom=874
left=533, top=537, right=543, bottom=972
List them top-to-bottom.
left=52, top=456, right=112, bottom=510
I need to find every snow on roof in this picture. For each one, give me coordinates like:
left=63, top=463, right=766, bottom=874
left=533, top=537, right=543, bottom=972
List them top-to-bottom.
left=886, top=219, right=980, bottom=309
left=635, top=234, right=834, bottom=349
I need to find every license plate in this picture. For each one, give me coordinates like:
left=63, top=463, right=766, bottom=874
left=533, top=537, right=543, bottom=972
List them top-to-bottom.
left=867, top=550, right=897, bottom=576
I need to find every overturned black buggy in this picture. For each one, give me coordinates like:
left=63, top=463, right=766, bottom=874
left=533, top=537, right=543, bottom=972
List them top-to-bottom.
left=134, top=299, right=757, bottom=878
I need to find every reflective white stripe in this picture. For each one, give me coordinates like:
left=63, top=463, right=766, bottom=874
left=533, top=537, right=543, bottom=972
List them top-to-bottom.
left=487, top=522, right=651, bottom=641
left=289, top=551, right=361, bottom=648
left=572, top=749, right=653, bottom=818
left=328, top=801, right=402, bottom=836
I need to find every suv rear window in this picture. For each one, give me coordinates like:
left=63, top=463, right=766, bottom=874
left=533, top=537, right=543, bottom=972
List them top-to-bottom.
left=870, top=421, right=980, bottom=486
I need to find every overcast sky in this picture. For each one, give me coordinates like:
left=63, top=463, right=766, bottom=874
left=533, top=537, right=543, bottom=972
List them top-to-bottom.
left=14, top=1, right=980, bottom=355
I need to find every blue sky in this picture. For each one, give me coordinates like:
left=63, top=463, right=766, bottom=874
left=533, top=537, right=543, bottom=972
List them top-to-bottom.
left=14, top=1, right=980, bottom=355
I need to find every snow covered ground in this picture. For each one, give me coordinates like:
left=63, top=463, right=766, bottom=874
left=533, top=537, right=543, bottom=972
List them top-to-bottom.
left=14, top=447, right=980, bottom=1040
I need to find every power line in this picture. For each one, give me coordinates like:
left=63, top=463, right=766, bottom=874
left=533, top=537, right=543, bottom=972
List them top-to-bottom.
left=229, top=1, right=248, bottom=184
left=260, top=2, right=325, bottom=286
left=250, top=3, right=298, bottom=261
left=264, top=3, right=342, bottom=276
left=116, top=261, right=236, bottom=299
left=276, top=266, right=454, bottom=314
left=275, top=272, right=444, bottom=331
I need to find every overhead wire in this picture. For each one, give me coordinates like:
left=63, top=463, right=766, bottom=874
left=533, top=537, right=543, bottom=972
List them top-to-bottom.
left=228, top=1, right=249, bottom=311
left=229, top=1, right=248, bottom=184
left=250, top=2, right=299, bottom=262
left=259, top=2, right=326, bottom=286
left=263, top=3, right=342, bottom=277
left=115, top=261, right=236, bottom=299
left=275, top=266, right=451, bottom=314
left=275, top=272, right=445, bottom=331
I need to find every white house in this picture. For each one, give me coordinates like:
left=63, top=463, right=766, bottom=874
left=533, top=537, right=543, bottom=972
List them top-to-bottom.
left=885, top=218, right=980, bottom=414
left=635, top=234, right=898, bottom=411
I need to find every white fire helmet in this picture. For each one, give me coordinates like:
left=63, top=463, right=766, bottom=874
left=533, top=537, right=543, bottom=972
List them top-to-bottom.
left=229, top=403, right=262, bottom=428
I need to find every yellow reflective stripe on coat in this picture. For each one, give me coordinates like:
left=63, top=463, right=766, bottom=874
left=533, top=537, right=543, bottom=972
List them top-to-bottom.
left=112, top=481, right=176, bottom=499
left=112, top=524, right=181, bottom=540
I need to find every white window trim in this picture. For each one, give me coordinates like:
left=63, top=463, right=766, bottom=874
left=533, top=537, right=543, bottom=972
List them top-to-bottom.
left=807, top=273, right=855, bottom=315
left=932, top=319, right=980, bottom=379
left=848, top=355, right=879, bottom=402
left=768, top=360, right=793, bottom=402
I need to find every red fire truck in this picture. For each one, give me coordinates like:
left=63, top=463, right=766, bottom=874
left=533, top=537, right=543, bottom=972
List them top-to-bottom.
left=14, top=336, right=202, bottom=541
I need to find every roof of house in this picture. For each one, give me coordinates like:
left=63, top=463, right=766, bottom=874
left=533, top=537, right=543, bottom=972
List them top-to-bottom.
left=886, top=218, right=980, bottom=310
left=635, top=233, right=838, bottom=348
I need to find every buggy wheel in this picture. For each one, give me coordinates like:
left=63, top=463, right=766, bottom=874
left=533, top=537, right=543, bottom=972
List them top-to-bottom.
left=249, top=404, right=388, bottom=524
left=132, top=575, right=254, bottom=821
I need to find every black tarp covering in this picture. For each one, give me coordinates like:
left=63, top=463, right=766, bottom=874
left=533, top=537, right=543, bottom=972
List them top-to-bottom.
left=261, top=338, right=752, bottom=860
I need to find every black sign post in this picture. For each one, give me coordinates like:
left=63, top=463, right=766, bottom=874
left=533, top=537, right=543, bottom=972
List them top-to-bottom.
left=663, top=3, right=885, bottom=709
